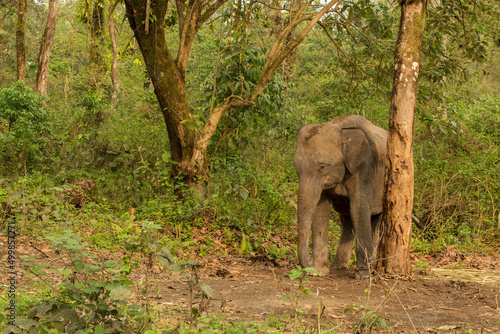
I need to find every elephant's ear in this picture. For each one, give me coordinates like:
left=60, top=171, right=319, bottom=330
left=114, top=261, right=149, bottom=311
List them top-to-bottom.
left=341, top=128, right=372, bottom=174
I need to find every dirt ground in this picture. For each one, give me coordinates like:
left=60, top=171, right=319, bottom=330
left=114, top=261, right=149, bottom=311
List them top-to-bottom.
left=3, top=237, right=500, bottom=333
left=148, top=257, right=500, bottom=333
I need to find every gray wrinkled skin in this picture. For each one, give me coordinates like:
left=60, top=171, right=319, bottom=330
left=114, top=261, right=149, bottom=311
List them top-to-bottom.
left=294, top=115, right=387, bottom=279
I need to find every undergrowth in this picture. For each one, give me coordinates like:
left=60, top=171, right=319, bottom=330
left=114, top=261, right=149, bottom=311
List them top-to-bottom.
left=1, top=80, right=499, bottom=332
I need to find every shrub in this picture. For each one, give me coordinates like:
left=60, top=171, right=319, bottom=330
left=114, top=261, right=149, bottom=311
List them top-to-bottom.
left=0, top=81, right=52, bottom=174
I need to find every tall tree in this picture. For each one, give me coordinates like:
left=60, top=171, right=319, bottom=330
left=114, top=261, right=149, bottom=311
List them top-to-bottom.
left=15, top=0, right=27, bottom=81
left=36, top=0, right=58, bottom=95
left=90, top=0, right=105, bottom=78
left=108, top=0, right=119, bottom=107
left=124, top=0, right=342, bottom=186
left=375, top=0, right=427, bottom=276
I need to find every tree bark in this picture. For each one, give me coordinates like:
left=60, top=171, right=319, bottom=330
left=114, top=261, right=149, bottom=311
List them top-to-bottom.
left=16, top=0, right=27, bottom=81
left=36, top=0, right=58, bottom=95
left=90, top=0, right=105, bottom=76
left=108, top=0, right=119, bottom=108
left=124, top=0, right=198, bottom=184
left=375, top=0, right=427, bottom=276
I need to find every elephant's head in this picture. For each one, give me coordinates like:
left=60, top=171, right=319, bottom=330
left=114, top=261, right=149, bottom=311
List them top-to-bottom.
left=293, top=121, right=375, bottom=269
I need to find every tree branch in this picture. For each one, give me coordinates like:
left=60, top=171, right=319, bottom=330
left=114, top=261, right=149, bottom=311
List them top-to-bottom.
left=176, top=0, right=186, bottom=35
left=177, top=0, right=228, bottom=74
left=196, top=0, right=344, bottom=154
left=200, top=0, right=227, bottom=23
left=256, top=0, right=343, bottom=98
left=335, top=10, right=393, bottom=62
left=318, top=22, right=368, bottom=78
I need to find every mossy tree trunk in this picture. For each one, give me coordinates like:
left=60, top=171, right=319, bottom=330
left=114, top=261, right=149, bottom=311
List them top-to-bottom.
left=16, top=0, right=27, bottom=81
left=36, top=0, right=58, bottom=96
left=89, top=0, right=106, bottom=85
left=108, top=0, right=119, bottom=108
left=123, top=0, right=342, bottom=188
left=375, top=0, right=427, bottom=276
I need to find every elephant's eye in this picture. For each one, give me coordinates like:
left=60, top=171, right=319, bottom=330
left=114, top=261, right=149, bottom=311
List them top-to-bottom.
left=319, top=163, right=328, bottom=172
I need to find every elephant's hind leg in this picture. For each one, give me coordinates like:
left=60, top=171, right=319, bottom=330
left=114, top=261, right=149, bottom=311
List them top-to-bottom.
left=331, top=214, right=354, bottom=270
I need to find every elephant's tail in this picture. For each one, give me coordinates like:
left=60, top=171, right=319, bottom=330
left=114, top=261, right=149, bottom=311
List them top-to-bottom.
left=412, top=215, right=424, bottom=230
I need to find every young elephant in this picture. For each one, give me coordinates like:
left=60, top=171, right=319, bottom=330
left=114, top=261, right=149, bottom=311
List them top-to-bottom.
left=294, top=115, right=387, bottom=279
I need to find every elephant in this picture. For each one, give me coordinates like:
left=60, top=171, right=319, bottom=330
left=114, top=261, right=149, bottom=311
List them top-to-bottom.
left=294, top=115, right=387, bottom=279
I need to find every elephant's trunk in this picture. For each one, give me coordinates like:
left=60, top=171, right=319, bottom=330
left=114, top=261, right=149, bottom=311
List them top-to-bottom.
left=296, top=178, right=322, bottom=268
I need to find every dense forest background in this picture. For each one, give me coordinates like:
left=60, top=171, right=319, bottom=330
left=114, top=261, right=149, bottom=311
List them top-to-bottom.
left=1, top=0, right=499, bottom=332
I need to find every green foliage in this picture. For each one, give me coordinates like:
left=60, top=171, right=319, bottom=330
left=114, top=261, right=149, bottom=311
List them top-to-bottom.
left=0, top=0, right=499, bottom=331
left=299, top=0, right=500, bottom=120
left=0, top=81, right=52, bottom=174
left=77, top=90, right=107, bottom=127
left=413, top=96, right=500, bottom=247
left=113, top=214, right=162, bottom=253
left=19, top=229, right=139, bottom=333
left=157, top=247, right=214, bottom=325
left=281, top=267, right=320, bottom=333
left=285, top=267, right=319, bottom=297
left=6, top=300, right=83, bottom=334
left=344, top=304, right=391, bottom=333
left=164, top=314, right=288, bottom=333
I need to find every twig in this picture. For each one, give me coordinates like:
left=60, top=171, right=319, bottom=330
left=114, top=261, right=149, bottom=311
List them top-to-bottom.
left=29, top=242, right=50, bottom=258
left=381, top=279, right=419, bottom=333
left=317, top=296, right=323, bottom=333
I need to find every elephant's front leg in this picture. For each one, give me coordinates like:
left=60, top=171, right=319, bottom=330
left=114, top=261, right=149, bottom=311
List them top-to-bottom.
left=311, top=195, right=331, bottom=275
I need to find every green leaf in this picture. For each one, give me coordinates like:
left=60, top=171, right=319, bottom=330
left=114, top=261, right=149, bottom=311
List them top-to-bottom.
left=162, top=152, right=171, bottom=162
left=157, top=247, right=186, bottom=272
left=74, top=260, right=84, bottom=272
left=61, top=268, right=72, bottom=275
left=288, top=269, right=303, bottom=281
left=197, top=283, right=214, bottom=298
left=109, top=286, right=132, bottom=300
left=13, top=318, right=40, bottom=330
left=94, top=325, right=105, bottom=334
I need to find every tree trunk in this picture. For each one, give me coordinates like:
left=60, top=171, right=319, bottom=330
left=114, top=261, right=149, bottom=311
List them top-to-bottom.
left=16, top=0, right=27, bottom=81
left=36, top=0, right=58, bottom=95
left=90, top=0, right=105, bottom=78
left=108, top=0, right=119, bottom=108
left=124, top=0, right=198, bottom=184
left=283, top=0, right=303, bottom=81
left=375, top=0, right=427, bottom=276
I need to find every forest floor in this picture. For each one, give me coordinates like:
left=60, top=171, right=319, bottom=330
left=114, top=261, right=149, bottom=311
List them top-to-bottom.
left=4, top=237, right=500, bottom=333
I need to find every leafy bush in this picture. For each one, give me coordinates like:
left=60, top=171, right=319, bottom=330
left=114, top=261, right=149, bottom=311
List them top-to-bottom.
left=0, top=81, right=52, bottom=174
left=413, top=96, right=500, bottom=246
left=16, top=229, right=139, bottom=333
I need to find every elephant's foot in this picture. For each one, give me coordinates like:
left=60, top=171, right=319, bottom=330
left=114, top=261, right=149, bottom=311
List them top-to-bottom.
left=330, top=259, right=349, bottom=271
left=309, top=262, right=330, bottom=276
left=330, top=263, right=348, bottom=270
left=314, top=265, right=330, bottom=276
left=354, top=269, right=371, bottom=280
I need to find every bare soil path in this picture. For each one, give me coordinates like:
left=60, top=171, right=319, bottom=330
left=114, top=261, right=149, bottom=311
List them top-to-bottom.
left=4, top=237, right=500, bottom=333
left=148, top=257, right=500, bottom=333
